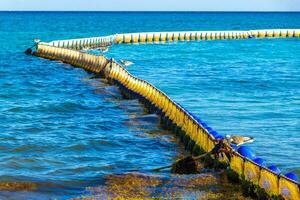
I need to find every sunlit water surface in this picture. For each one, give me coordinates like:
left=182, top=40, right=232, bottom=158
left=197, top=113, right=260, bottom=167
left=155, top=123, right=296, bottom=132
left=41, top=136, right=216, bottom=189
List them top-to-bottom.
left=0, top=12, right=299, bottom=199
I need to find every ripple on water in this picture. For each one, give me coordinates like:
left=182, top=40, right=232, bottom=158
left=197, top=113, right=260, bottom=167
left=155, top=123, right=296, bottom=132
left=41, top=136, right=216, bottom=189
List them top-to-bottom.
left=41, top=102, right=88, bottom=113
left=65, top=143, right=89, bottom=151
left=11, top=144, right=49, bottom=153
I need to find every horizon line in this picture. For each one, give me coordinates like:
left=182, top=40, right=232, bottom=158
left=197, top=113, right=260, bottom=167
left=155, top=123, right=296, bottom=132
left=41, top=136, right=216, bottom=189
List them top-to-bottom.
left=0, top=10, right=299, bottom=12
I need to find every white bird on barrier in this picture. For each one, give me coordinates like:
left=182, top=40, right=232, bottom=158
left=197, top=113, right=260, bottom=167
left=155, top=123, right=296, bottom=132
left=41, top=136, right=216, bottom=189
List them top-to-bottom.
left=34, top=39, right=41, bottom=44
left=99, top=46, right=109, bottom=53
left=82, top=47, right=91, bottom=51
left=120, top=59, right=134, bottom=67
left=225, top=134, right=254, bottom=146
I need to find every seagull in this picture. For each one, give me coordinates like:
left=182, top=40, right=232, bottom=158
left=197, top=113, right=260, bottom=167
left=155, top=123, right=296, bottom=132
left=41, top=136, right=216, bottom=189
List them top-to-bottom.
left=34, top=39, right=41, bottom=44
left=99, top=46, right=109, bottom=53
left=82, top=47, right=91, bottom=51
left=120, top=59, right=134, bottom=67
left=225, top=134, right=254, bottom=146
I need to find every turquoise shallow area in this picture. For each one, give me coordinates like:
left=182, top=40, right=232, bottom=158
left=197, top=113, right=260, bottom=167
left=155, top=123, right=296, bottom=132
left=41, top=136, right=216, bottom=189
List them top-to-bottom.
left=0, top=12, right=299, bottom=199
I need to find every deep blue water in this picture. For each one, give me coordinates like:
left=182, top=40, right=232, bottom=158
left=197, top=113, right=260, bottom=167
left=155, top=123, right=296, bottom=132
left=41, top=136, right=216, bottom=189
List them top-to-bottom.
left=0, top=12, right=300, bottom=199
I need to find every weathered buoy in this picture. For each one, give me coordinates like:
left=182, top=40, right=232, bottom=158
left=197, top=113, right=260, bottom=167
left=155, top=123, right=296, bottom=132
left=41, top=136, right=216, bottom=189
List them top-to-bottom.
left=237, top=146, right=256, bottom=160
left=268, top=165, right=281, bottom=174
left=284, top=172, right=299, bottom=182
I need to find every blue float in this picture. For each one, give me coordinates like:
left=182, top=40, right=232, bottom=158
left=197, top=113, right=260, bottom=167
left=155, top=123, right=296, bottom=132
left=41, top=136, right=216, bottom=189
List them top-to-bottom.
left=185, top=111, right=203, bottom=124
left=189, top=112, right=197, bottom=119
left=192, top=115, right=202, bottom=123
left=195, top=117, right=203, bottom=123
left=200, top=122, right=208, bottom=128
left=206, top=127, right=213, bottom=132
left=209, top=130, right=219, bottom=137
left=215, top=135, right=224, bottom=140
left=230, top=143, right=238, bottom=150
left=237, top=146, right=256, bottom=160
left=253, top=157, right=266, bottom=166
left=268, top=165, right=281, bottom=174
left=284, top=172, right=299, bottom=182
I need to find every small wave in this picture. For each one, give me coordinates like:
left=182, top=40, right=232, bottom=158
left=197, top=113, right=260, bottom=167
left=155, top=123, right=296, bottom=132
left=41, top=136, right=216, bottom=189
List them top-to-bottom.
left=41, top=102, right=87, bottom=113
left=6, top=107, right=22, bottom=112
left=134, top=114, right=159, bottom=123
left=24, top=127, right=44, bottom=133
left=65, top=144, right=88, bottom=151
left=11, top=145, right=48, bottom=153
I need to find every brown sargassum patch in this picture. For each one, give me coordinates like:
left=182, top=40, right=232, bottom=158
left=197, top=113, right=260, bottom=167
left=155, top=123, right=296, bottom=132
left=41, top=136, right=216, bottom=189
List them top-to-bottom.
left=73, top=173, right=253, bottom=200
left=0, top=182, right=38, bottom=191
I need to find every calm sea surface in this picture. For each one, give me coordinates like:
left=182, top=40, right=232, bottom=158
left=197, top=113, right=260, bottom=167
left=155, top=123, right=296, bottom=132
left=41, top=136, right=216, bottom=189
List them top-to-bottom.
left=0, top=12, right=299, bottom=199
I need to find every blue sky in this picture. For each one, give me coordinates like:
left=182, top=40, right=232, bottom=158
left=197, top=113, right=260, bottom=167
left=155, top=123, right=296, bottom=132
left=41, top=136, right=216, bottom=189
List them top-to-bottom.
left=0, top=0, right=299, bottom=11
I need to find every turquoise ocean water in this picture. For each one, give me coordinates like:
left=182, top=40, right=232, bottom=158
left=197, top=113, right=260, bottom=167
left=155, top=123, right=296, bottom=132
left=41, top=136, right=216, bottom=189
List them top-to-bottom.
left=0, top=12, right=299, bottom=199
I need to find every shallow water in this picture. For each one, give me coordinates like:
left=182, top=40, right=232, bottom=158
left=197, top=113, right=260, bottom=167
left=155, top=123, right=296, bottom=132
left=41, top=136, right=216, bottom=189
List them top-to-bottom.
left=0, top=12, right=299, bottom=199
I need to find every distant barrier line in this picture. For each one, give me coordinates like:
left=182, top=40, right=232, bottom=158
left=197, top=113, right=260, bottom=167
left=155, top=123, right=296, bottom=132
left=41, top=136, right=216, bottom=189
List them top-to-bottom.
left=46, top=29, right=300, bottom=50
left=34, top=43, right=300, bottom=200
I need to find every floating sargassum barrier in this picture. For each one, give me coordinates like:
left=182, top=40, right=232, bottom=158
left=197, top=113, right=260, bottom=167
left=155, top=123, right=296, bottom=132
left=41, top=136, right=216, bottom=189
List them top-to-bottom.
left=46, top=29, right=300, bottom=50
left=114, top=29, right=300, bottom=44
left=48, top=35, right=114, bottom=50
left=34, top=43, right=300, bottom=200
